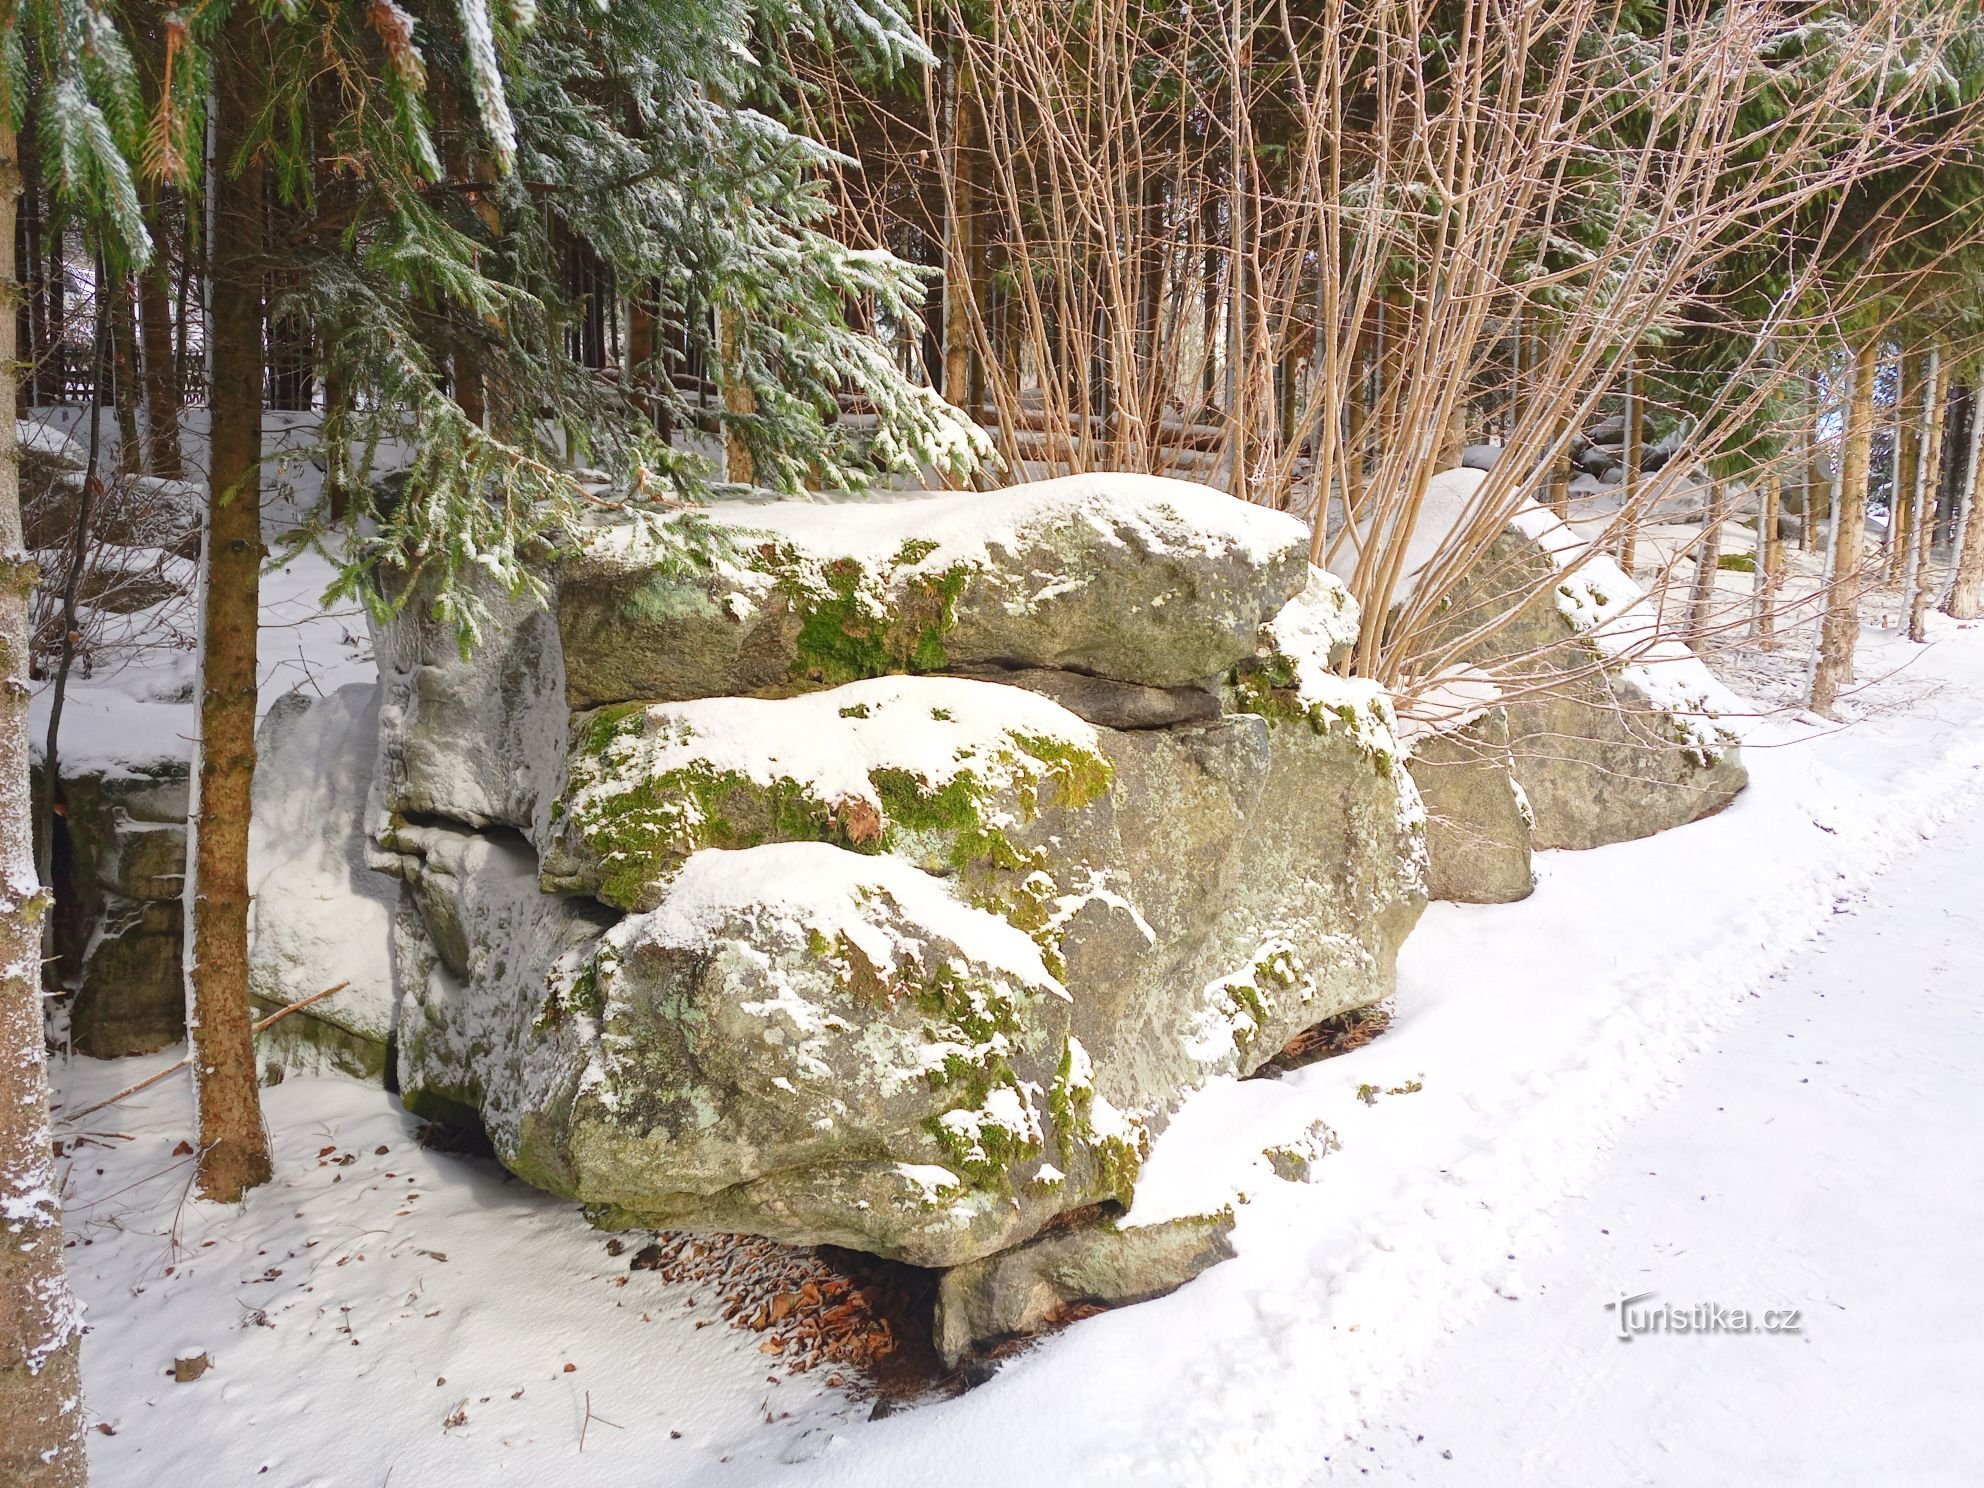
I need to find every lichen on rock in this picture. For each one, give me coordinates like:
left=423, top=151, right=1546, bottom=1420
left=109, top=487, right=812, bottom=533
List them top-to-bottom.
left=542, top=675, right=1113, bottom=912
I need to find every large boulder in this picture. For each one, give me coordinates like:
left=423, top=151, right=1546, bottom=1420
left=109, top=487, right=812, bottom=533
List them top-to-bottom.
left=1346, top=470, right=1747, bottom=851
left=367, top=473, right=1314, bottom=832
left=556, top=474, right=1314, bottom=710
left=384, top=477, right=1427, bottom=1270
left=394, top=671, right=1424, bottom=1266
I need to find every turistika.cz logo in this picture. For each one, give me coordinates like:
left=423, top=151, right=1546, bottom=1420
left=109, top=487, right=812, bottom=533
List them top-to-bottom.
left=1603, top=1291, right=1804, bottom=1341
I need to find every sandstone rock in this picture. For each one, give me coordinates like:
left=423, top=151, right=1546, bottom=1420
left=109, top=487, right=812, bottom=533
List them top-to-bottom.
left=1361, top=473, right=1747, bottom=850
left=557, top=474, right=1313, bottom=709
left=374, top=477, right=1312, bottom=838
left=386, top=490, right=1427, bottom=1271
left=370, top=571, right=568, bottom=838
left=398, top=643, right=1424, bottom=1265
left=949, top=667, right=1220, bottom=731
left=540, top=675, right=1112, bottom=913
left=248, top=684, right=399, bottom=1079
left=1404, top=707, right=1536, bottom=904
left=39, top=758, right=193, bottom=1056
left=1263, top=1120, right=1340, bottom=1182
left=933, top=1211, right=1237, bottom=1368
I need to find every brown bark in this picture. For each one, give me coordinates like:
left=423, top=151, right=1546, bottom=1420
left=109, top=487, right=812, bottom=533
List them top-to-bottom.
left=189, top=6, right=274, bottom=1202
left=941, top=50, right=979, bottom=417
left=0, top=119, right=89, bottom=1488
left=138, top=226, right=183, bottom=477
left=108, top=269, right=143, bottom=474
left=718, top=305, right=754, bottom=487
left=1811, top=337, right=1876, bottom=716
left=1905, top=347, right=1944, bottom=642
left=1886, top=351, right=1920, bottom=584
left=1618, top=360, right=1641, bottom=574
left=1803, top=367, right=1827, bottom=553
left=1943, top=380, right=1984, bottom=620
left=1545, top=405, right=1572, bottom=518
left=1757, top=472, right=1783, bottom=650
left=1689, top=478, right=1725, bottom=640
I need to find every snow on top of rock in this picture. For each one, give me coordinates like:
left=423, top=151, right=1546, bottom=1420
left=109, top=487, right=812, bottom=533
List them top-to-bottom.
left=17, top=417, right=88, bottom=469
left=1324, top=467, right=1489, bottom=602
left=593, top=472, right=1310, bottom=572
left=1508, top=502, right=1749, bottom=745
left=1265, top=569, right=1363, bottom=701
left=1395, top=667, right=1505, bottom=748
left=569, top=673, right=1097, bottom=827
left=633, top=841, right=1067, bottom=998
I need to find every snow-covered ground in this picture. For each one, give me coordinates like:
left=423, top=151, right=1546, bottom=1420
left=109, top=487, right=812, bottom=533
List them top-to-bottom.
left=25, top=408, right=377, bottom=781
left=33, top=418, right=1984, bottom=1485
left=1319, top=803, right=1984, bottom=1485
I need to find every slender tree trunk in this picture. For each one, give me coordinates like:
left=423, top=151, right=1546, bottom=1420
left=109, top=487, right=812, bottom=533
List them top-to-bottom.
left=188, top=6, right=275, bottom=1203
left=941, top=49, right=978, bottom=418
left=0, top=118, right=89, bottom=1488
left=138, top=193, right=183, bottom=477
left=108, top=269, right=143, bottom=474
left=718, top=305, right=754, bottom=487
left=1811, top=336, right=1877, bottom=716
left=1904, top=345, right=1944, bottom=642
left=1886, top=350, right=1919, bottom=584
left=1343, top=354, right=1369, bottom=530
left=1618, top=357, right=1641, bottom=572
left=1803, top=366, right=1827, bottom=553
left=1943, top=379, right=1984, bottom=619
left=1546, top=403, right=1572, bottom=518
left=1756, top=471, right=1783, bottom=649
left=1689, top=478, right=1725, bottom=640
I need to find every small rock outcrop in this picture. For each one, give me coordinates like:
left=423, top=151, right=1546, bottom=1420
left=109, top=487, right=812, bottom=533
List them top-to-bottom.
left=378, top=475, right=1429, bottom=1269
left=1403, top=705, right=1536, bottom=904
left=38, top=758, right=191, bottom=1056
left=933, top=1210, right=1237, bottom=1368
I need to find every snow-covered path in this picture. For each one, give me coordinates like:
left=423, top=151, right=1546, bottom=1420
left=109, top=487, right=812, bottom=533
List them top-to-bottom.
left=1323, top=807, right=1984, bottom=1486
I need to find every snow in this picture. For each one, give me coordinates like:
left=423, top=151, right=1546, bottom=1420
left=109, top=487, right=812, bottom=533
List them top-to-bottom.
left=24, top=409, right=377, bottom=783
left=591, top=471, right=1309, bottom=573
left=1392, top=666, right=1503, bottom=746
left=569, top=675, right=1098, bottom=839
left=247, top=684, right=399, bottom=1043
left=1319, top=803, right=1984, bottom=1483
left=631, top=841, right=1065, bottom=999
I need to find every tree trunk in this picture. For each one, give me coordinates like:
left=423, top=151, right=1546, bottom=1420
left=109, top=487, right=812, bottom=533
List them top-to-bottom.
left=188, top=5, right=275, bottom=1203
left=941, top=50, right=978, bottom=418
left=0, top=118, right=89, bottom=1488
left=138, top=218, right=183, bottom=477
left=109, top=268, right=143, bottom=474
left=718, top=305, right=754, bottom=487
left=1811, top=337, right=1876, bottom=716
left=1904, top=346, right=1943, bottom=642
left=1886, top=350, right=1920, bottom=584
left=1618, top=357, right=1642, bottom=573
left=1803, top=366, right=1827, bottom=553
left=1943, top=379, right=1984, bottom=619
left=1546, top=403, right=1572, bottom=518
left=1756, top=472, right=1783, bottom=649
left=1689, top=478, right=1725, bottom=640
